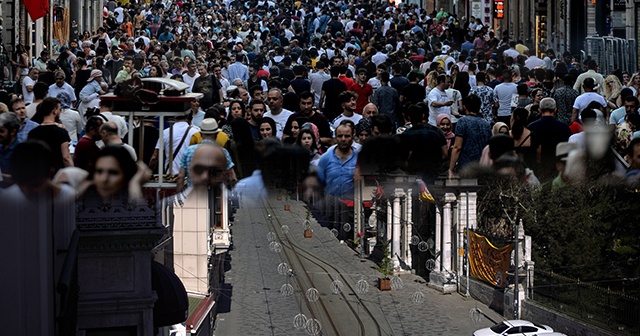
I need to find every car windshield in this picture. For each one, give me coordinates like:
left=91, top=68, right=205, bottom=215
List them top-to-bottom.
left=532, top=322, right=547, bottom=330
left=490, top=323, right=510, bottom=333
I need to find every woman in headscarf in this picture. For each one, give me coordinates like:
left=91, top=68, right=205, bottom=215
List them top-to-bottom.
left=78, top=69, right=107, bottom=118
left=56, top=91, right=84, bottom=142
left=436, top=113, right=455, bottom=151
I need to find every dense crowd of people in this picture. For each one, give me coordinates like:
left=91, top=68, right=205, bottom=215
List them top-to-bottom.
left=1, top=0, right=640, bottom=207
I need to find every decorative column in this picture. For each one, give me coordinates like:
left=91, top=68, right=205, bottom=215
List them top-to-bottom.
left=391, top=188, right=404, bottom=269
left=405, top=188, right=413, bottom=268
left=428, top=192, right=457, bottom=293
left=441, top=192, right=455, bottom=273
left=435, top=202, right=442, bottom=271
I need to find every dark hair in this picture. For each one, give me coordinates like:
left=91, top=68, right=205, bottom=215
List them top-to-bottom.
left=330, top=66, right=340, bottom=77
left=453, top=72, right=470, bottom=98
left=33, top=82, right=49, bottom=100
left=517, top=83, right=529, bottom=96
left=298, top=90, right=314, bottom=102
left=338, top=91, right=357, bottom=104
left=462, top=94, right=481, bottom=114
left=31, top=97, right=61, bottom=124
left=249, top=99, right=266, bottom=110
left=228, top=100, right=246, bottom=120
left=511, top=108, right=529, bottom=140
left=371, top=114, right=393, bottom=135
left=86, top=116, right=104, bottom=133
left=259, top=117, right=277, bottom=139
left=296, top=127, right=318, bottom=150
left=488, top=134, right=515, bottom=161
left=627, top=137, right=640, bottom=157
left=10, top=140, right=54, bottom=184
left=89, top=146, right=138, bottom=186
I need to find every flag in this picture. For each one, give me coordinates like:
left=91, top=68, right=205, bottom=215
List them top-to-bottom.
left=22, top=0, right=49, bottom=21
left=417, top=179, right=434, bottom=202
left=374, top=180, right=384, bottom=200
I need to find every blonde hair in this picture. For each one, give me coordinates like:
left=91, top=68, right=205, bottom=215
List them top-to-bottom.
left=603, top=74, right=622, bottom=101
left=0, top=102, right=8, bottom=113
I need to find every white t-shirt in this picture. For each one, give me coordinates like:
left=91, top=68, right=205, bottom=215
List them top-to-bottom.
left=182, top=73, right=200, bottom=93
left=22, top=76, right=36, bottom=104
left=493, top=82, right=518, bottom=117
left=427, top=87, right=451, bottom=125
left=572, top=92, right=607, bottom=112
left=264, top=108, right=294, bottom=139
left=332, top=113, right=363, bottom=132
left=155, top=121, right=201, bottom=175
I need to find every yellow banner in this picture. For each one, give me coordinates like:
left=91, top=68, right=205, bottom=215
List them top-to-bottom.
left=467, top=230, right=513, bottom=288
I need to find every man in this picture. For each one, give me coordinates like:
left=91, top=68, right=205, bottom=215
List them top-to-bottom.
left=158, top=26, right=175, bottom=42
left=503, top=41, right=520, bottom=60
left=105, top=46, right=125, bottom=83
left=371, top=46, right=388, bottom=66
left=523, top=49, right=545, bottom=69
left=33, top=51, right=49, bottom=71
left=227, top=53, right=249, bottom=82
left=573, top=60, right=605, bottom=95
left=182, top=61, right=200, bottom=93
left=308, top=61, right=330, bottom=108
left=212, top=63, right=230, bottom=98
left=247, top=63, right=268, bottom=92
left=390, top=63, right=410, bottom=93
left=192, top=64, right=223, bottom=111
left=290, top=65, right=311, bottom=95
left=319, top=66, right=347, bottom=121
left=22, top=68, right=39, bottom=105
left=349, top=69, right=373, bottom=114
left=493, top=69, right=518, bottom=124
left=48, top=70, right=77, bottom=107
left=400, top=71, right=425, bottom=106
left=372, top=72, right=400, bottom=127
left=470, top=72, right=497, bottom=123
left=427, top=73, right=454, bottom=125
left=553, top=74, right=581, bottom=125
left=571, top=77, right=607, bottom=123
left=26, top=82, right=49, bottom=119
left=264, top=88, right=294, bottom=139
left=283, top=91, right=333, bottom=146
left=332, top=91, right=362, bottom=129
left=449, top=94, right=492, bottom=177
left=610, top=95, right=638, bottom=129
left=528, top=97, right=573, bottom=180
left=11, top=98, right=39, bottom=144
left=247, top=99, right=267, bottom=141
left=187, top=100, right=206, bottom=128
left=362, top=103, right=379, bottom=119
left=400, top=105, right=447, bottom=182
left=0, top=112, right=22, bottom=187
left=149, top=112, right=200, bottom=175
left=74, top=116, right=103, bottom=171
left=177, top=118, right=236, bottom=191
left=99, top=121, right=138, bottom=161
left=317, top=122, right=358, bottom=200
left=626, top=137, right=640, bottom=183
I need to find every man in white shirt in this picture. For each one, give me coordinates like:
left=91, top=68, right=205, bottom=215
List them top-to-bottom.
left=503, top=41, right=520, bottom=60
left=371, top=46, right=388, bottom=66
left=182, top=61, right=200, bottom=93
left=22, top=68, right=39, bottom=105
left=493, top=69, right=518, bottom=124
left=47, top=70, right=77, bottom=106
left=427, top=73, right=453, bottom=125
left=571, top=78, right=607, bottom=122
left=263, top=88, right=293, bottom=139
left=332, top=91, right=363, bottom=130
left=149, top=113, right=200, bottom=175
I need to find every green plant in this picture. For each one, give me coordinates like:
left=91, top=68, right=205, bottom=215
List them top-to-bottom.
left=376, top=241, right=394, bottom=278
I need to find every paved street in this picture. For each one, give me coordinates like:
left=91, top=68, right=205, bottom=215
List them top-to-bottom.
left=214, top=193, right=503, bottom=335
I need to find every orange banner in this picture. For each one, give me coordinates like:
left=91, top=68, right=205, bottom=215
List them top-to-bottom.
left=467, top=230, right=513, bottom=288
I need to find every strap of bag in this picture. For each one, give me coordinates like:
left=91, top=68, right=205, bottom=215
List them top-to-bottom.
left=165, top=125, right=192, bottom=174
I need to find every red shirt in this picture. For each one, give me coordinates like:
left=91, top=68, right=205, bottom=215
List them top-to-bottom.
left=338, top=75, right=355, bottom=88
left=349, top=82, right=373, bottom=114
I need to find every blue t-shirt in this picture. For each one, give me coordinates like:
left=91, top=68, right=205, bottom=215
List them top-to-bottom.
left=454, top=115, right=492, bottom=171
left=317, top=146, right=358, bottom=199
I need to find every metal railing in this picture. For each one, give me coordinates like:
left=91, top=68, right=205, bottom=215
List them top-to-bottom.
left=583, top=37, right=638, bottom=74
left=532, top=269, right=640, bottom=336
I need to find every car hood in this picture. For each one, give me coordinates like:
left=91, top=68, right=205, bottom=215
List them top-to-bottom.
left=473, top=327, right=499, bottom=336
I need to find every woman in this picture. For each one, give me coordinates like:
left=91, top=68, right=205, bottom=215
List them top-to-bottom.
left=11, top=44, right=29, bottom=85
left=93, top=56, right=111, bottom=85
left=72, top=57, right=92, bottom=99
left=78, top=70, right=107, bottom=117
left=628, top=73, right=640, bottom=98
left=603, top=75, right=623, bottom=109
left=525, top=88, right=544, bottom=113
left=28, top=97, right=74, bottom=171
left=228, top=100, right=246, bottom=120
left=510, top=107, right=535, bottom=168
left=436, top=113, right=455, bottom=151
left=259, top=117, right=277, bottom=140
left=283, top=117, right=306, bottom=145
left=479, top=122, right=510, bottom=166
left=296, top=126, right=321, bottom=167
left=82, top=146, right=149, bottom=202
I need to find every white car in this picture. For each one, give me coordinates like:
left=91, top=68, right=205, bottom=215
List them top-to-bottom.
left=473, top=320, right=554, bottom=336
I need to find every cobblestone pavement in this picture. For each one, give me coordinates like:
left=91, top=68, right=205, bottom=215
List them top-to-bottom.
left=214, top=193, right=503, bottom=336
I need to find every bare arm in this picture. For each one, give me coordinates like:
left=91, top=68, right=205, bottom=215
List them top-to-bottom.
left=319, top=90, right=326, bottom=110
left=571, top=108, right=580, bottom=123
left=448, top=136, right=463, bottom=178
left=61, top=142, right=74, bottom=167
left=176, top=167, right=186, bottom=192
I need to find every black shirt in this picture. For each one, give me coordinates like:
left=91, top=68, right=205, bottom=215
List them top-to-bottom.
left=28, top=124, right=71, bottom=172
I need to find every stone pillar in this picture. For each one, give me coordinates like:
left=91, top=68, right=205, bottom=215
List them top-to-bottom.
left=392, top=188, right=404, bottom=269
left=405, top=188, right=413, bottom=268
left=441, top=192, right=455, bottom=272
left=428, top=193, right=457, bottom=293
left=386, top=199, right=392, bottom=245
left=434, top=203, right=442, bottom=271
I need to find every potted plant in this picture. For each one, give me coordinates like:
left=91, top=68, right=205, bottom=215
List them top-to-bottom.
left=303, top=211, right=313, bottom=238
left=376, top=241, right=394, bottom=291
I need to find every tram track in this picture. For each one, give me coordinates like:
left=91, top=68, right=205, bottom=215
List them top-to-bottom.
left=260, top=197, right=388, bottom=336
